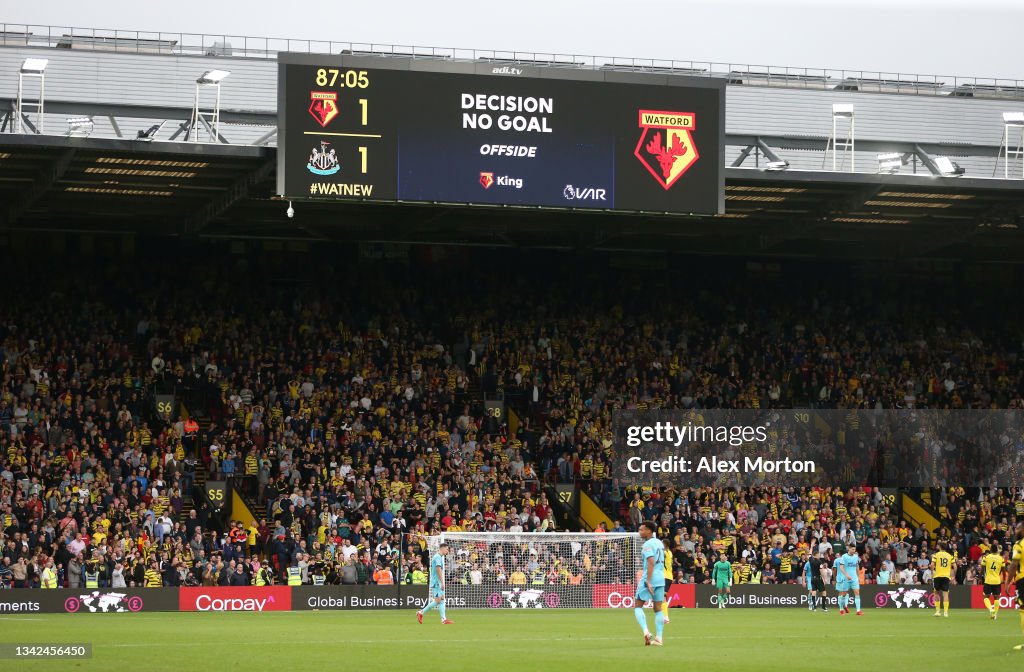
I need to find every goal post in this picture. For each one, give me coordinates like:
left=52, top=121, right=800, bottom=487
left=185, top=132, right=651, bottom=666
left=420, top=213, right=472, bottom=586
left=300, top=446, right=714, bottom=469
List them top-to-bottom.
left=427, top=532, right=641, bottom=609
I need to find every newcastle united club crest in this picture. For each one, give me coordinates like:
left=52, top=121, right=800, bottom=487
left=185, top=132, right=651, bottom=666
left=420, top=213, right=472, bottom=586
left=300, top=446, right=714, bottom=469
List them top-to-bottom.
left=307, top=140, right=340, bottom=176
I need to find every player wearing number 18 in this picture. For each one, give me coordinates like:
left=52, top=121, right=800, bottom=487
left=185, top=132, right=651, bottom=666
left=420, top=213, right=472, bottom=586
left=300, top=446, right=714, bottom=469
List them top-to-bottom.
left=633, top=521, right=666, bottom=647
left=930, top=541, right=954, bottom=618
left=416, top=542, right=452, bottom=625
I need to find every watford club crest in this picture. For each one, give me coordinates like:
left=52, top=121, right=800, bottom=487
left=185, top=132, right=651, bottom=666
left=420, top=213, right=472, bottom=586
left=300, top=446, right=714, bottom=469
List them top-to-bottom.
left=309, top=91, right=339, bottom=127
left=634, top=110, right=699, bottom=190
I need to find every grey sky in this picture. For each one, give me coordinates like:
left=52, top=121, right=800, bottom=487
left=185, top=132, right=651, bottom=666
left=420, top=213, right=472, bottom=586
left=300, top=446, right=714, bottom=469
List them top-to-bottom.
left=7, top=0, right=1024, bottom=80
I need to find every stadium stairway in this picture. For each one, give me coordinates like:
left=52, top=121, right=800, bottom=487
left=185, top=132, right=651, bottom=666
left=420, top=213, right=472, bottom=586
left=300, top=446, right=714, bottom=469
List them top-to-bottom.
left=465, top=374, right=484, bottom=407
left=176, top=398, right=212, bottom=519
left=177, top=460, right=207, bottom=520
left=232, top=480, right=262, bottom=527
left=545, top=485, right=587, bottom=530
left=577, top=489, right=615, bottom=532
left=900, top=490, right=949, bottom=534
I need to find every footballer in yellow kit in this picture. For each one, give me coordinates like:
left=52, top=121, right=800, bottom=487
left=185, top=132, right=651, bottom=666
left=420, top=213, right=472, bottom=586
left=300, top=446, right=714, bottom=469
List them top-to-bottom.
left=1006, top=522, right=1024, bottom=651
left=662, top=538, right=674, bottom=624
left=930, top=542, right=954, bottom=618
left=981, top=545, right=1005, bottom=619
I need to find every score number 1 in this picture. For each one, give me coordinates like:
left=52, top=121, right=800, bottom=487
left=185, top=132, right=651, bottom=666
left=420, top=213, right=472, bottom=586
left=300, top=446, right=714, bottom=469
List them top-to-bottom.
left=313, top=68, right=372, bottom=174
left=356, top=99, right=368, bottom=173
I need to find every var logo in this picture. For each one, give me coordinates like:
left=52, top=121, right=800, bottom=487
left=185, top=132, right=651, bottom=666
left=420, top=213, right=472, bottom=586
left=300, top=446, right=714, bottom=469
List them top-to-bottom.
left=562, top=184, right=607, bottom=202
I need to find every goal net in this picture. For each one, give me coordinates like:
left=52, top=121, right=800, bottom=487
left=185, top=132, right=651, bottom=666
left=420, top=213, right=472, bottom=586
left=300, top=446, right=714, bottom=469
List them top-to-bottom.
left=427, top=532, right=641, bottom=609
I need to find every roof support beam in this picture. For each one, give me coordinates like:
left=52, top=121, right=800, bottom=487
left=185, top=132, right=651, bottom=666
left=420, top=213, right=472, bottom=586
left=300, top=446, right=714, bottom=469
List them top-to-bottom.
left=17, top=113, right=38, bottom=134
left=168, top=121, right=191, bottom=142
left=252, top=128, right=278, bottom=146
left=731, top=138, right=784, bottom=168
left=754, top=138, right=783, bottom=164
left=912, top=144, right=945, bottom=177
left=731, top=145, right=754, bottom=168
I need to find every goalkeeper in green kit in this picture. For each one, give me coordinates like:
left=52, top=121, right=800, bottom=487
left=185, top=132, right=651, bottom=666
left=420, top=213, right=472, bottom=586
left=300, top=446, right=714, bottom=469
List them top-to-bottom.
left=712, top=552, right=732, bottom=609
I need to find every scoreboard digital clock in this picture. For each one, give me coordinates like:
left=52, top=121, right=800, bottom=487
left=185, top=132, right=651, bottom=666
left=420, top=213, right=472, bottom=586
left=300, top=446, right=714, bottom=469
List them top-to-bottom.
left=277, top=53, right=724, bottom=215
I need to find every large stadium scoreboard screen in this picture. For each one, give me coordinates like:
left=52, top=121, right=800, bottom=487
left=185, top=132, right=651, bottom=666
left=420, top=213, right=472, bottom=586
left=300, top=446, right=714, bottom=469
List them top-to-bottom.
left=277, top=53, right=725, bottom=215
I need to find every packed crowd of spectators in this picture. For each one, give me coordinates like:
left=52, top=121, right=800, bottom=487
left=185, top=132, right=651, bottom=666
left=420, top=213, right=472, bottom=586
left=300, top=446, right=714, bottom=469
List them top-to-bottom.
left=2, top=251, right=1023, bottom=588
left=622, top=485, right=1024, bottom=586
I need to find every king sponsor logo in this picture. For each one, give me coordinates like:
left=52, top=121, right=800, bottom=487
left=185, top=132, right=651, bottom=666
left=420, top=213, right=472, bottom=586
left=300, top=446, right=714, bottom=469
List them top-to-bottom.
left=479, top=172, right=523, bottom=190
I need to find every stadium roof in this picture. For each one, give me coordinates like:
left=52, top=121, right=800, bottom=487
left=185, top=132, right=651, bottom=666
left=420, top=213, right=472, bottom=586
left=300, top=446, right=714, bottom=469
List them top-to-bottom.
left=2, top=23, right=1023, bottom=96
left=1, top=26, right=1023, bottom=260
left=1, top=135, right=1022, bottom=261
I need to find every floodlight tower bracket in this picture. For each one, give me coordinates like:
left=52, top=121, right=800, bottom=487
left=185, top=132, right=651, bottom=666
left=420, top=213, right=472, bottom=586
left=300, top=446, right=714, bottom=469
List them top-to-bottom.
left=15, top=58, right=48, bottom=134
left=188, top=70, right=230, bottom=143
left=826, top=103, right=855, bottom=172
left=1000, top=112, right=1024, bottom=179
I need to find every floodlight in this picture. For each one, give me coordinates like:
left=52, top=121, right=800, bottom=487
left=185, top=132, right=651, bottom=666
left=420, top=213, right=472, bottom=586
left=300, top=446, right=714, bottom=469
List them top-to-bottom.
left=20, top=58, right=48, bottom=74
left=197, top=69, right=230, bottom=84
left=832, top=103, right=854, bottom=117
left=1003, top=112, right=1024, bottom=126
left=66, top=116, right=94, bottom=137
left=876, top=152, right=904, bottom=174
left=934, top=157, right=965, bottom=177
left=764, top=160, right=790, bottom=171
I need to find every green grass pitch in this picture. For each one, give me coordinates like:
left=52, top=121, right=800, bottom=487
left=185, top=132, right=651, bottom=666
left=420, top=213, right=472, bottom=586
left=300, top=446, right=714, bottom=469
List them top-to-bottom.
left=1, top=608, right=1021, bottom=671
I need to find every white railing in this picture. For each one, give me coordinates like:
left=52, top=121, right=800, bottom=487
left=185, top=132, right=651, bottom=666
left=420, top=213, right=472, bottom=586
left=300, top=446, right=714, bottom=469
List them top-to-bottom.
left=1, top=23, right=1022, bottom=100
